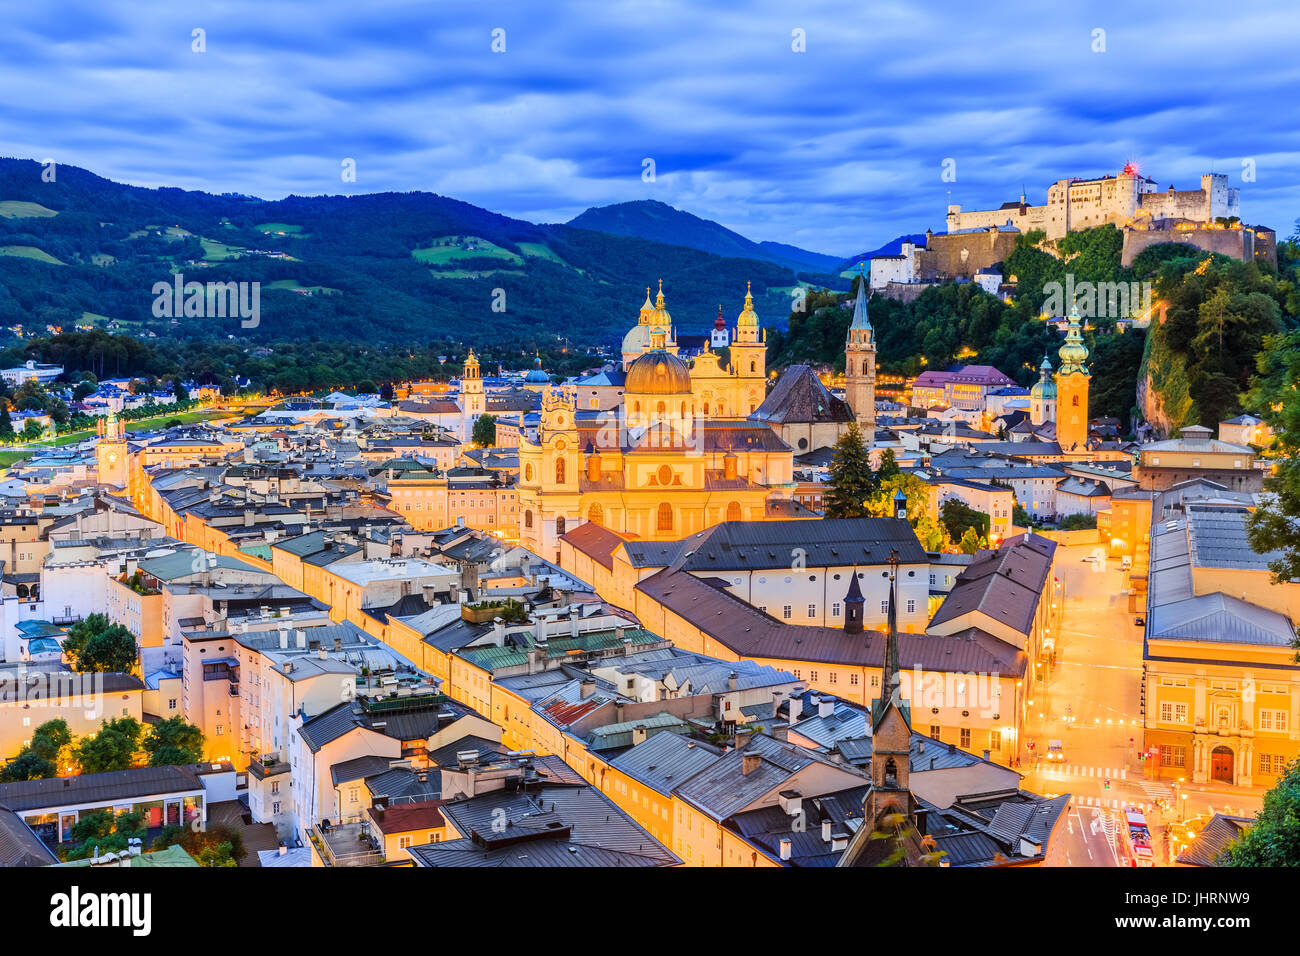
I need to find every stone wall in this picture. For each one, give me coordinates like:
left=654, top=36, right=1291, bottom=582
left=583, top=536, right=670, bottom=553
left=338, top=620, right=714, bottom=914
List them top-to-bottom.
left=1120, top=224, right=1274, bottom=268
left=915, top=228, right=1018, bottom=281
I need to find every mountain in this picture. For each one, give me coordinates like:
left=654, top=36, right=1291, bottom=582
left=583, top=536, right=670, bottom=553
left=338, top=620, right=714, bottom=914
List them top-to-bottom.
left=0, top=159, right=804, bottom=349
left=566, top=200, right=842, bottom=273
left=838, top=233, right=930, bottom=273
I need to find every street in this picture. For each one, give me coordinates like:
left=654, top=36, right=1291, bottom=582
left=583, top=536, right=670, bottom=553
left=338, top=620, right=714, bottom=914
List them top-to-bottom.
left=1022, top=544, right=1264, bottom=865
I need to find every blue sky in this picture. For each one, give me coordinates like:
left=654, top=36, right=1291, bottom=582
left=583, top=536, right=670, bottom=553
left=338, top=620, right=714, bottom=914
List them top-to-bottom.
left=2, top=0, right=1297, bottom=257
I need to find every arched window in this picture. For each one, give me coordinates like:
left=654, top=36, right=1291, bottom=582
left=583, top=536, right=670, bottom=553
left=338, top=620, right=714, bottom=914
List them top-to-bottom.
left=862, top=359, right=871, bottom=375
left=750, top=361, right=756, bottom=373
left=1072, top=395, right=1079, bottom=406
left=657, top=401, right=666, bottom=416
left=555, top=458, right=565, bottom=484
left=524, top=464, right=533, bottom=482
left=726, top=501, right=742, bottom=521
left=657, top=502, right=673, bottom=532
left=588, top=503, right=604, bottom=525
left=524, top=510, right=533, bottom=529
left=556, top=516, right=566, bottom=536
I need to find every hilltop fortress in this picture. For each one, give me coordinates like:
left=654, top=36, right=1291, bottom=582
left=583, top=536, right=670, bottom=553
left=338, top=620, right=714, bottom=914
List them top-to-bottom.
left=872, top=165, right=1275, bottom=301
left=946, top=165, right=1240, bottom=239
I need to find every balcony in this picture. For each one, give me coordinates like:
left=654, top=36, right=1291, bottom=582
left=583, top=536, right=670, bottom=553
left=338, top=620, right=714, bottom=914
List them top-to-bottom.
left=312, top=821, right=384, bottom=867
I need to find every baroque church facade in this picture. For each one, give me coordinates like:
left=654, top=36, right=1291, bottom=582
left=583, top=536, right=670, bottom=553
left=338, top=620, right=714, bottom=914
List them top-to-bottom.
left=517, top=283, right=808, bottom=561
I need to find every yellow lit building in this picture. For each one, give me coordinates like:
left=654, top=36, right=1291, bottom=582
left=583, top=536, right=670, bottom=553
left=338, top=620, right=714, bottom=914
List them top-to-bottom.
left=516, top=283, right=807, bottom=561
left=1054, top=307, right=1090, bottom=452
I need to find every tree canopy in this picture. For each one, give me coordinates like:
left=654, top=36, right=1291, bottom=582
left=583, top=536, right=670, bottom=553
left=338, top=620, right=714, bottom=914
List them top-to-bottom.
left=62, top=612, right=138, bottom=673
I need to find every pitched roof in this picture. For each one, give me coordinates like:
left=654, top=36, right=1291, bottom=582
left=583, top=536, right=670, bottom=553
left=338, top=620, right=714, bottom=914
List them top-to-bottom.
left=752, top=366, right=853, bottom=425
left=1176, top=814, right=1252, bottom=866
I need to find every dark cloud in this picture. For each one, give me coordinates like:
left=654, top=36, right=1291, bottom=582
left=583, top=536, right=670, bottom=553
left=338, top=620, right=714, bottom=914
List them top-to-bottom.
left=1, top=0, right=1295, bottom=256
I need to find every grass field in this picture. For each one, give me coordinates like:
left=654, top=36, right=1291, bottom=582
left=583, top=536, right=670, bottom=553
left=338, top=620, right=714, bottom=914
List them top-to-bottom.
left=0, top=200, right=58, bottom=219
left=255, top=222, right=307, bottom=236
left=412, top=235, right=523, bottom=266
left=200, top=237, right=246, bottom=260
left=517, top=242, right=566, bottom=264
left=0, top=245, right=63, bottom=265
left=427, top=268, right=527, bottom=280
left=264, top=279, right=339, bottom=294
left=123, top=410, right=230, bottom=431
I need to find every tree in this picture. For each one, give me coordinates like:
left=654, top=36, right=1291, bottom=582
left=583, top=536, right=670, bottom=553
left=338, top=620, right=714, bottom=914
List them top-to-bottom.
left=1245, top=329, right=1300, bottom=589
left=172, top=377, right=189, bottom=402
left=0, top=401, right=11, bottom=438
left=471, top=413, right=498, bottom=447
left=21, top=419, right=42, bottom=441
left=825, top=422, right=877, bottom=518
left=876, top=447, right=901, bottom=481
left=867, top=472, right=949, bottom=552
left=939, top=498, right=989, bottom=543
left=1058, top=513, right=1098, bottom=530
left=958, top=527, right=984, bottom=555
left=62, top=612, right=138, bottom=673
left=72, top=716, right=142, bottom=774
left=143, top=717, right=205, bottom=767
left=30, top=719, right=71, bottom=763
left=0, top=750, right=55, bottom=782
left=1221, top=758, right=1300, bottom=865
left=60, top=808, right=146, bottom=861
left=152, top=820, right=245, bottom=867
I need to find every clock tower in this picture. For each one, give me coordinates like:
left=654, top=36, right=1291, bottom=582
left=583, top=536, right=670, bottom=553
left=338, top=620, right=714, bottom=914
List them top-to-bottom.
left=96, top=410, right=128, bottom=488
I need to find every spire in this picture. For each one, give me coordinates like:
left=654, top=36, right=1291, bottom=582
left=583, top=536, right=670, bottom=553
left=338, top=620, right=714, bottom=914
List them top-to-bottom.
left=850, top=266, right=871, bottom=331
left=655, top=279, right=665, bottom=309
left=736, top=281, right=759, bottom=328
left=1057, top=305, right=1090, bottom=376
left=873, top=549, right=908, bottom=729
left=843, top=567, right=865, bottom=635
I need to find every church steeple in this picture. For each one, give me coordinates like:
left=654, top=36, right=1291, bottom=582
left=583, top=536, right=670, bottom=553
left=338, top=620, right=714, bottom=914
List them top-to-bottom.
left=845, top=266, right=877, bottom=433
left=864, top=548, right=915, bottom=836
left=843, top=567, right=865, bottom=635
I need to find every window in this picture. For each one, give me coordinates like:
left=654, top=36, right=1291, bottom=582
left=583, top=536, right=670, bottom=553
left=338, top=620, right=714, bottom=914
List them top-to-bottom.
left=726, top=501, right=742, bottom=522
left=657, top=502, right=673, bottom=532
left=588, top=503, right=604, bottom=525
left=524, top=510, right=533, bottom=529
left=555, top=516, right=566, bottom=536
left=906, top=599, right=916, bottom=614
left=880, top=600, right=889, bottom=615
left=832, top=602, right=841, bottom=618
left=807, top=604, right=816, bottom=617
left=782, top=605, right=792, bottom=620
left=809, top=670, right=818, bottom=682
left=828, top=673, right=837, bottom=684
left=850, top=674, right=859, bottom=686
left=871, top=675, right=879, bottom=688
left=168, top=698, right=177, bottom=710
left=1159, top=702, right=1188, bottom=723
left=1259, top=709, right=1288, bottom=731
left=216, top=724, right=224, bottom=736
left=929, top=725, right=941, bottom=740
left=959, top=728, right=971, bottom=748
left=990, top=730, right=1001, bottom=751
left=1157, top=744, right=1186, bottom=768
left=1259, top=752, right=1287, bottom=775
left=270, top=781, right=279, bottom=795
left=348, top=787, right=359, bottom=803
left=272, top=801, right=280, bottom=814
left=398, top=836, right=413, bottom=850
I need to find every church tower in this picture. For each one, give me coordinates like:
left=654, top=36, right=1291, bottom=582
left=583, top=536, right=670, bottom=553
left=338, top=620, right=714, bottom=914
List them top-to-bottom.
left=844, top=271, right=877, bottom=434
left=730, top=282, right=766, bottom=416
left=1054, top=306, right=1091, bottom=451
left=461, top=348, right=485, bottom=442
left=1029, top=354, right=1056, bottom=426
left=95, top=410, right=128, bottom=488
left=867, top=551, right=914, bottom=829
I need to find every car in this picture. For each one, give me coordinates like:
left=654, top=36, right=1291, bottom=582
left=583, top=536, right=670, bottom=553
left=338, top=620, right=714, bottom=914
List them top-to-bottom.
left=1047, top=739, right=1065, bottom=761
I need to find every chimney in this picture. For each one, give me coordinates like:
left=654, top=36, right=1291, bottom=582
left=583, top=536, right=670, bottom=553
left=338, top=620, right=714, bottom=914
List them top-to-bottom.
left=723, top=452, right=738, bottom=481
left=569, top=606, right=580, bottom=638
left=492, top=618, right=506, bottom=645
left=279, top=629, right=288, bottom=649
left=295, top=630, right=306, bottom=649
left=333, top=636, right=342, bottom=652
left=317, top=647, right=327, bottom=660
left=728, top=671, right=738, bottom=691
left=580, top=678, right=596, bottom=698
left=771, top=690, right=783, bottom=718
left=787, top=695, right=802, bottom=722
left=819, top=697, right=834, bottom=719
left=632, top=725, right=648, bottom=745
left=917, top=739, right=926, bottom=754
left=983, top=749, right=991, bottom=761
left=741, top=752, right=762, bottom=775
left=821, top=818, right=832, bottom=843
left=778, top=837, right=791, bottom=861
left=278, top=843, right=287, bottom=856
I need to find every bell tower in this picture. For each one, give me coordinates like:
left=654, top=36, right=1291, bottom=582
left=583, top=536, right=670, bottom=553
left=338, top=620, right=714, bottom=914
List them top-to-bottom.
left=845, top=270, right=877, bottom=434
left=730, top=282, right=766, bottom=416
left=1054, top=306, right=1091, bottom=451
left=461, top=348, right=485, bottom=442
left=96, top=410, right=128, bottom=488
left=867, top=550, right=914, bottom=829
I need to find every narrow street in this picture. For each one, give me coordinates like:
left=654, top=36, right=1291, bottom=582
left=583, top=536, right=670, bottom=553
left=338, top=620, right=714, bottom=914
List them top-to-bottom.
left=1022, top=544, right=1264, bottom=864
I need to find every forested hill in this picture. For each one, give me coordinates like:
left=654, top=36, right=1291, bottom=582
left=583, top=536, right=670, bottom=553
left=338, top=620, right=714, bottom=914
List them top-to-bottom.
left=0, top=158, right=803, bottom=350
left=566, top=199, right=842, bottom=273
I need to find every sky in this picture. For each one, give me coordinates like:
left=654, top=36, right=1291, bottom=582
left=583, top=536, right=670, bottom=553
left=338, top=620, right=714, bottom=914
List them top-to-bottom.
left=2, top=0, right=1298, bottom=257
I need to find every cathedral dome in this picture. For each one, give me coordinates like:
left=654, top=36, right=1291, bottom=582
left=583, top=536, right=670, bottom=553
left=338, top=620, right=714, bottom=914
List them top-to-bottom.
left=625, top=349, right=692, bottom=395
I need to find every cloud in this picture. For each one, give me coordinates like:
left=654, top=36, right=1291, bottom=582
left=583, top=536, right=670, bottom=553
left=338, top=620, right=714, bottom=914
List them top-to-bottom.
left=0, top=0, right=1295, bottom=256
